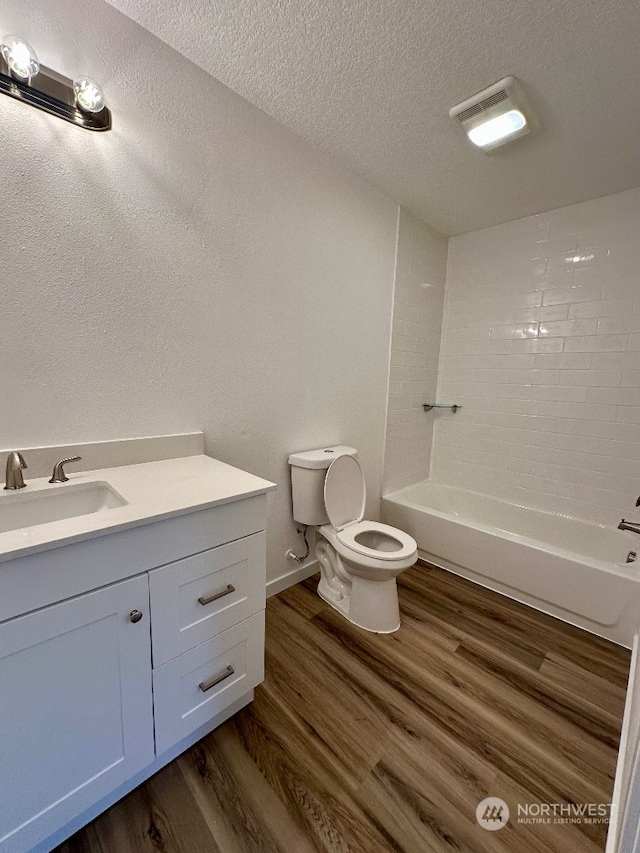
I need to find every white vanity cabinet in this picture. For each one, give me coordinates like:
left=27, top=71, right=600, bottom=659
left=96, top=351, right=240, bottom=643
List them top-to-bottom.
left=0, top=456, right=274, bottom=853
left=0, top=575, right=154, bottom=853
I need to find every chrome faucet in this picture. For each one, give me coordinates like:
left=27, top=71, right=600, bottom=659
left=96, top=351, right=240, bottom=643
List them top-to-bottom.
left=4, top=452, right=27, bottom=490
left=49, top=456, right=82, bottom=484
left=619, top=519, right=640, bottom=535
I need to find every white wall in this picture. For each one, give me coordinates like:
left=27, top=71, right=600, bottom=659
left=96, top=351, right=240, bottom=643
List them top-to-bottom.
left=0, top=0, right=399, bottom=582
left=433, top=187, right=640, bottom=526
left=383, top=208, right=447, bottom=493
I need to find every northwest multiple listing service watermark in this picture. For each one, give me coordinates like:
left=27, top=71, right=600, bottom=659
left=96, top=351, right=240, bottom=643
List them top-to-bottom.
left=476, top=797, right=612, bottom=831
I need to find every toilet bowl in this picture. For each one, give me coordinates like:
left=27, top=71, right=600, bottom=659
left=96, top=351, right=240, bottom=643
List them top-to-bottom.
left=288, top=446, right=418, bottom=633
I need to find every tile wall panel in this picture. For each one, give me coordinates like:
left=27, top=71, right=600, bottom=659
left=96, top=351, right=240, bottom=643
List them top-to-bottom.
left=432, top=187, right=640, bottom=525
left=383, top=209, right=447, bottom=492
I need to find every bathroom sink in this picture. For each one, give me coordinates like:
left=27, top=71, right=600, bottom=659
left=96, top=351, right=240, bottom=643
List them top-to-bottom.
left=0, top=482, right=127, bottom=534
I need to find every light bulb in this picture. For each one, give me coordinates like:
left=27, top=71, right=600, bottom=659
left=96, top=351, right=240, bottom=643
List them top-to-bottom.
left=1, top=35, right=39, bottom=80
left=73, top=77, right=105, bottom=114
left=468, top=110, right=527, bottom=148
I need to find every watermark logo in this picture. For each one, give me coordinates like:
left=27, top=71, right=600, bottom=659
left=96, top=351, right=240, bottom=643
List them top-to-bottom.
left=476, top=797, right=510, bottom=831
left=475, top=799, right=612, bottom=830
left=516, top=802, right=611, bottom=825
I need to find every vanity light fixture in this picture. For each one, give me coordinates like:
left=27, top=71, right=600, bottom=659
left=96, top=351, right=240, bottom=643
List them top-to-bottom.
left=0, top=34, right=111, bottom=131
left=450, top=76, right=535, bottom=152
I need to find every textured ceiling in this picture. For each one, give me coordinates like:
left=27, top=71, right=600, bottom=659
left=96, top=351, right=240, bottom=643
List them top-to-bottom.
left=106, top=0, right=640, bottom=235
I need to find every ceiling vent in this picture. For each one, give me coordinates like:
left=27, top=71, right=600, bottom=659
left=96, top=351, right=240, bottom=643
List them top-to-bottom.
left=450, top=77, right=536, bottom=151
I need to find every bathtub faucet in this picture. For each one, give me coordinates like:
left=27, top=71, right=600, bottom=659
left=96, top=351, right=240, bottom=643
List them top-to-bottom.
left=619, top=519, right=640, bottom=535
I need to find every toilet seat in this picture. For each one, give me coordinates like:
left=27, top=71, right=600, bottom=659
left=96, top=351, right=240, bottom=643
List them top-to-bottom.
left=324, top=454, right=417, bottom=563
left=336, top=520, right=417, bottom=562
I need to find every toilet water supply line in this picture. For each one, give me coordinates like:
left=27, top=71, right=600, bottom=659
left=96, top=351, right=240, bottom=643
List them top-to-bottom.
left=287, top=525, right=310, bottom=563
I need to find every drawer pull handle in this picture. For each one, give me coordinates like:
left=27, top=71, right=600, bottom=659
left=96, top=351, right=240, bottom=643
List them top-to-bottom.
left=198, top=584, right=236, bottom=606
left=199, top=665, right=235, bottom=693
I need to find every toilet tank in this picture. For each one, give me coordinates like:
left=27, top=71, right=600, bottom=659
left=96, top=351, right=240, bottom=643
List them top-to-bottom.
left=288, top=445, right=358, bottom=526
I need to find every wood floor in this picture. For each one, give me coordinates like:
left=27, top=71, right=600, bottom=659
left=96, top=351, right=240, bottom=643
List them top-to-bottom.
left=57, top=563, right=631, bottom=853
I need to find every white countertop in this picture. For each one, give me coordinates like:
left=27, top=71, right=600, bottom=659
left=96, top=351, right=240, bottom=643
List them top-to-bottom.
left=0, top=455, right=276, bottom=563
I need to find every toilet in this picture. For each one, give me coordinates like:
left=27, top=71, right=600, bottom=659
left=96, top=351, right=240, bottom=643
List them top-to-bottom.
left=288, top=445, right=418, bottom=633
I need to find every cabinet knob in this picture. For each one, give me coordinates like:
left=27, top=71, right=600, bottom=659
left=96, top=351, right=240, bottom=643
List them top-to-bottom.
left=129, top=609, right=143, bottom=623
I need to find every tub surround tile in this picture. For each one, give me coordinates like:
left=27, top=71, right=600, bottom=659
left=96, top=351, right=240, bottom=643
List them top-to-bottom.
left=434, top=187, right=640, bottom=526
left=383, top=209, right=447, bottom=492
left=541, top=281, right=604, bottom=306
left=569, top=298, right=634, bottom=319
left=597, top=315, right=640, bottom=335
left=563, top=334, right=629, bottom=352
left=511, top=338, right=565, bottom=354
left=533, top=352, right=593, bottom=369
left=558, top=370, right=622, bottom=387
left=617, top=407, right=640, bottom=424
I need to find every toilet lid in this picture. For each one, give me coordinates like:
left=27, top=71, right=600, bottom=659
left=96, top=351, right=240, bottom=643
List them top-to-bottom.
left=324, top=454, right=366, bottom=531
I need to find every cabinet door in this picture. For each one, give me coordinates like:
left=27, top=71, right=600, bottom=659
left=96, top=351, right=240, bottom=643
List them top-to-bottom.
left=0, top=575, right=154, bottom=853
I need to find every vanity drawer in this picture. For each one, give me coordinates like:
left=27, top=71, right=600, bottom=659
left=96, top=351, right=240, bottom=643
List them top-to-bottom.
left=149, top=532, right=265, bottom=667
left=152, top=610, right=264, bottom=755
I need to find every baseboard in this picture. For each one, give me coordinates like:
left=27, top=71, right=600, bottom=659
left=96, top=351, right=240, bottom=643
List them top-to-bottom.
left=267, top=560, right=319, bottom=597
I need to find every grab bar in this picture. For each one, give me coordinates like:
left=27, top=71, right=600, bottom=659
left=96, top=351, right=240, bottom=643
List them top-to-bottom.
left=423, top=403, right=461, bottom=413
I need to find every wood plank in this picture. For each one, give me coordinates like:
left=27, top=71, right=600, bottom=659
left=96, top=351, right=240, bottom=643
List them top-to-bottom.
left=415, top=562, right=631, bottom=686
left=401, top=567, right=549, bottom=671
left=276, top=575, right=325, bottom=620
left=264, top=599, right=394, bottom=788
left=455, top=642, right=624, bottom=752
left=540, top=652, right=628, bottom=718
left=232, top=682, right=405, bottom=853
left=352, top=715, right=503, bottom=853
left=177, top=726, right=316, bottom=853
left=59, top=761, right=221, bottom=853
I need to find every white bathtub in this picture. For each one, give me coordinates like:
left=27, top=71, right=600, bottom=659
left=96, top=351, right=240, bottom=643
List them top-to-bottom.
left=382, top=480, right=640, bottom=647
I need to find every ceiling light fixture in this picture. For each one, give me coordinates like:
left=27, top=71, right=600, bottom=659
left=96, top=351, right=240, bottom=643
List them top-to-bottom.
left=0, top=34, right=111, bottom=131
left=450, top=77, right=536, bottom=152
